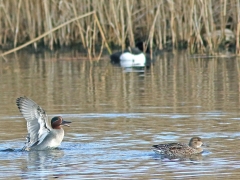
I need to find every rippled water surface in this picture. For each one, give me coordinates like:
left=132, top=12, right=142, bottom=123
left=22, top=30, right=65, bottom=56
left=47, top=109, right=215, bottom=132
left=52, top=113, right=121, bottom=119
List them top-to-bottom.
left=1, top=51, right=240, bottom=179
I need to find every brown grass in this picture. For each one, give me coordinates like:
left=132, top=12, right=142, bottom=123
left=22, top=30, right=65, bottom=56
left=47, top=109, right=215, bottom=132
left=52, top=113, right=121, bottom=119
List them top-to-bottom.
left=0, top=0, right=239, bottom=57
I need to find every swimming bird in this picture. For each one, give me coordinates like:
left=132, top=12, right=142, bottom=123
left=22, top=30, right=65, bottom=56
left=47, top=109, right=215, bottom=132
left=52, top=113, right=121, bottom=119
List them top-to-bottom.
left=110, top=47, right=153, bottom=68
left=16, top=96, right=71, bottom=151
left=152, top=137, right=203, bottom=157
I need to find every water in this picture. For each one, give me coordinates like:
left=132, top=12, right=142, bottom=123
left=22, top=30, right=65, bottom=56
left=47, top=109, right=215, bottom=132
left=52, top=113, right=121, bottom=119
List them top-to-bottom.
left=0, top=51, right=240, bottom=179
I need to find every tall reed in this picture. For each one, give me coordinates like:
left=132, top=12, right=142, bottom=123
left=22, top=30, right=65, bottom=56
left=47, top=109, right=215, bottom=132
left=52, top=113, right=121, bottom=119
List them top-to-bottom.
left=0, top=0, right=239, bottom=56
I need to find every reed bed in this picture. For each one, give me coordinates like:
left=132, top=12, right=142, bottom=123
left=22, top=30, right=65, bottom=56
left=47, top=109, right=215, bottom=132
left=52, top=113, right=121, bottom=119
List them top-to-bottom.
left=0, top=0, right=239, bottom=56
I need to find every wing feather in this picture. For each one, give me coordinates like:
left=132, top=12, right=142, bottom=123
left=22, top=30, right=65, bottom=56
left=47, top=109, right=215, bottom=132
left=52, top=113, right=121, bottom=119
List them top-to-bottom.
left=16, top=96, right=51, bottom=147
left=152, top=142, right=188, bottom=155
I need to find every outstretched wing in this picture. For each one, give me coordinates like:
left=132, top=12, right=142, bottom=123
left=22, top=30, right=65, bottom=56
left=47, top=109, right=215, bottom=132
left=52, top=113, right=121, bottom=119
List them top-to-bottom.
left=16, top=97, right=51, bottom=147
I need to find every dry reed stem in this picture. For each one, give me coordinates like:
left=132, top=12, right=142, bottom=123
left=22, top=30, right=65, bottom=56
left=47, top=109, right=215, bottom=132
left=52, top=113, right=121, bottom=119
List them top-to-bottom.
left=13, top=0, right=22, bottom=48
left=43, top=0, right=53, bottom=50
left=126, top=0, right=135, bottom=47
left=167, top=0, right=176, bottom=49
left=220, top=0, right=227, bottom=35
left=236, top=0, right=240, bottom=55
left=0, top=1, right=239, bottom=55
left=72, top=1, right=86, bottom=48
left=110, top=1, right=121, bottom=44
left=147, top=3, right=161, bottom=58
left=160, top=4, right=166, bottom=48
left=120, top=5, right=126, bottom=50
left=1, top=11, right=95, bottom=57
left=94, top=12, right=112, bottom=54
left=92, top=19, right=96, bottom=57
left=86, top=25, right=92, bottom=60
left=96, top=38, right=104, bottom=61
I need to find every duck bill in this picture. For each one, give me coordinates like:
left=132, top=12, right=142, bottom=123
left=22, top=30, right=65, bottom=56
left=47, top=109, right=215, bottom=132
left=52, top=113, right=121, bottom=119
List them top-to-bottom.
left=61, top=120, right=71, bottom=127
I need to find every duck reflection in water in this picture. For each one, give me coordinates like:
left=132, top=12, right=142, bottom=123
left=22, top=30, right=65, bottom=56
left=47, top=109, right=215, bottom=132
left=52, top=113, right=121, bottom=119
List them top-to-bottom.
left=21, top=150, right=64, bottom=179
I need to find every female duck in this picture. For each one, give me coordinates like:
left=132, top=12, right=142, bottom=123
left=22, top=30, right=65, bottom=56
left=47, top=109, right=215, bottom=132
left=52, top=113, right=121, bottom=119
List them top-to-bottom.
left=16, top=96, right=71, bottom=151
left=152, top=137, right=203, bottom=157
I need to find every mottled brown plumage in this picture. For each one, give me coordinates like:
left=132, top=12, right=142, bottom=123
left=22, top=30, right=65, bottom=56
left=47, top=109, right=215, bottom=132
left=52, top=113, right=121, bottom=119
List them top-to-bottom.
left=152, top=137, right=203, bottom=157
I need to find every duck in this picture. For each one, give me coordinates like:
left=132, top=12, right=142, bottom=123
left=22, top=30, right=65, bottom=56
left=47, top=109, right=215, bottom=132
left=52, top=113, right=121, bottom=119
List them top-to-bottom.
left=110, top=47, right=153, bottom=68
left=16, top=96, right=71, bottom=151
left=152, top=137, right=203, bottom=157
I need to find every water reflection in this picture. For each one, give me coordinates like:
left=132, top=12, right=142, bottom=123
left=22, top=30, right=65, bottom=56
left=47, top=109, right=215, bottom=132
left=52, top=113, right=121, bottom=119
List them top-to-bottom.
left=1, top=51, right=240, bottom=178
left=122, top=67, right=145, bottom=73
left=27, top=149, right=64, bottom=164
left=21, top=150, right=64, bottom=179
left=153, top=152, right=203, bottom=162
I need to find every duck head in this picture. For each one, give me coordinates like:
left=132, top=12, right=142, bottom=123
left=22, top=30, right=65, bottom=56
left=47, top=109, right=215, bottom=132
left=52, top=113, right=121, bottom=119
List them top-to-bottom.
left=51, top=116, right=71, bottom=129
left=189, top=137, right=203, bottom=148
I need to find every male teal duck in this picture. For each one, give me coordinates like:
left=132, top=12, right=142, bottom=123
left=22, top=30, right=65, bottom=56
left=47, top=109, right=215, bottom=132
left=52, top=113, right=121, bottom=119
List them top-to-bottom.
left=16, top=96, right=71, bottom=151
